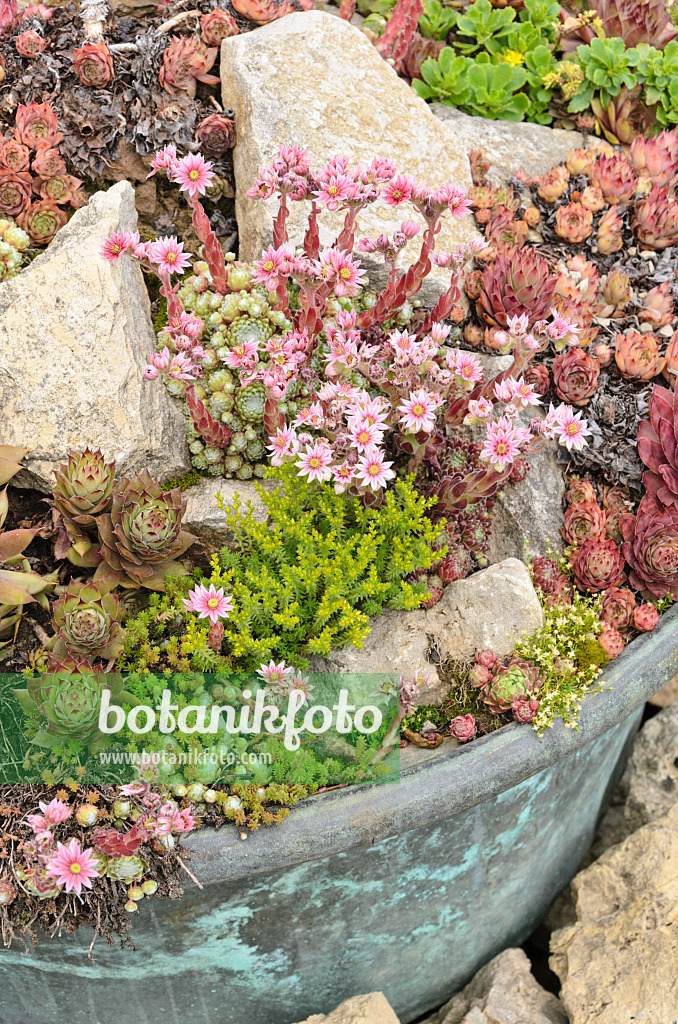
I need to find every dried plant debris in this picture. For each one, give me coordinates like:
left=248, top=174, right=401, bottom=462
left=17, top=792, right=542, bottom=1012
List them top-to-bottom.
left=0, top=1, right=237, bottom=181
left=559, top=373, right=651, bottom=487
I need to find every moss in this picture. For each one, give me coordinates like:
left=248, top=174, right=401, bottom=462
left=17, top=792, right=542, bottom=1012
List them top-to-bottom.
left=153, top=293, right=168, bottom=335
left=160, top=468, right=203, bottom=491
left=401, top=704, right=445, bottom=734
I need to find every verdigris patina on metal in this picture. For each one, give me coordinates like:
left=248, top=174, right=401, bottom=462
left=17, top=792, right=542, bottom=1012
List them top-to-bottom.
left=1, top=605, right=676, bottom=1024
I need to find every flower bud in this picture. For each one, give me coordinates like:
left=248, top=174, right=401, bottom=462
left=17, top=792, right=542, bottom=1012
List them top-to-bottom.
left=593, top=343, right=613, bottom=368
left=223, top=795, right=243, bottom=812
left=76, top=804, right=99, bottom=827
left=0, top=880, right=16, bottom=905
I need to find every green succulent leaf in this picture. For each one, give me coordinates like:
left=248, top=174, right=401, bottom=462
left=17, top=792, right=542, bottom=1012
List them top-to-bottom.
left=419, top=0, right=458, bottom=40
left=454, top=0, right=516, bottom=54
left=575, top=36, right=638, bottom=109
left=412, top=49, right=472, bottom=104
left=13, top=688, right=38, bottom=716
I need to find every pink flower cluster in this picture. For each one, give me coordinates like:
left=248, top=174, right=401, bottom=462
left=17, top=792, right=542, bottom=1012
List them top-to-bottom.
left=147, top=145, right=214, bottom=198
left=246, top=148, right=472, bottom=222
left=100, top=229, right=191, bottom=276
left=252, top=243, right=368, bottom=299
left=259, top=309, right=587, bottom=493
left=491, top=309, right=583, bottom=353
left=540, top=403, right=592, bottom=452
left=255, top=659, right=313, bottom=703
left=22, top=798, right=101, bottom=897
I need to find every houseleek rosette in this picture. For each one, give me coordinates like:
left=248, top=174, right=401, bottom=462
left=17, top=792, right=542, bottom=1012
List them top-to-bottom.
left=95, top=469, right=196, bottom=590
left=51, top=579, right=125, bottom=659
left=14, top=655, right=137, bottom=752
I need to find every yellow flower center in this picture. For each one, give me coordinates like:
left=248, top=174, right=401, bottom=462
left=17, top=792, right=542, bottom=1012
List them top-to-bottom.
left=504, top=50, right=525, bottom=66
left=189, top=169, right=200, bottom=180
left=328, top=185, right=338, bottom=195
left=166, top=251, right=176, bottom=263
left=339, top=268, right=351, bottom=279
left=413, top=404, right=424, bottom=416
left=310, top=457, right=320, bottom=468
left=368, top=464, right=380, bottom=476
left=207, top=597, right=219, bottom=609
left=70, top=863, right=82, bottom=874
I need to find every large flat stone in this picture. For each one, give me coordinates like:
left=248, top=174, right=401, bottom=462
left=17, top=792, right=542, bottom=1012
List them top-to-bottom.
left=221, top=12, right=479, bottom=302
left=431, top=106, right=585, bottom=185
left=0, top=181, right=190, bottom=491
left=310, top=558, right=542, bottom=705
left=550, top=802, right=678, bottom=1024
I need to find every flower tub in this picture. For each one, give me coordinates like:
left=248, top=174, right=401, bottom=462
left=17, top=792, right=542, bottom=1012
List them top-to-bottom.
left=3, top=113, right=678, bottom=1024
left=1, top=604, right=676, bottom=1024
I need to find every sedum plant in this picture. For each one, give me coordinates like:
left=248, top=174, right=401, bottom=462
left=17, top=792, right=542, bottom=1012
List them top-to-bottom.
left=418, top=0, right=457, bottom=40
left=566, top=37, right=639, bottom=115
left=462, top=60, right=531, bottom=121
left=120, top=464, right=442, bottom=673
left=181, top=465, right=440, bottom=667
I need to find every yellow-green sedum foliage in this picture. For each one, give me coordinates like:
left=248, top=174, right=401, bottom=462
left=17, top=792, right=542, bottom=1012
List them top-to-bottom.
left=119, top=465, right=443, bottom=674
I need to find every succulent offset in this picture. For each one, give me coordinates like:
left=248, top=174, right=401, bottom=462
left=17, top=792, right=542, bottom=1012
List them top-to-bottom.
left=52, top=447, right=116, bottom=563
left=50, top=579, right=125, bottom=659
left=13, top=655, right=136, bottom=751
left=473, top=657, right=542, bottom=715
